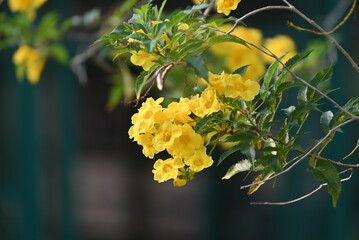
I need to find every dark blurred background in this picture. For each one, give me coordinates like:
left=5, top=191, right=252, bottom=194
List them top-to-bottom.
left=1, top=0, right=359, bottom=239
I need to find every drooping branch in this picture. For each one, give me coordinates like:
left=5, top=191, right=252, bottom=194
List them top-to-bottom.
left=250, top=169, right=353, bottom=206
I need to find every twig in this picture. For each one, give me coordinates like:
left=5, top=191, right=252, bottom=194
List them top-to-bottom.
left=204, top=0, right=216, bottom=16
left=282, top=0, right=359, bottom=73
left=227, top=5, right=292, bottom=34
left=201, top=25, right=359, bottom=119
left=239, top=118, right=355, bottom=190
left=251, top=168, right=353, bottom=206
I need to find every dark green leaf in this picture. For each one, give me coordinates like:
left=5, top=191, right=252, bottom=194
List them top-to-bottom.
left=206, top=34, right=246, bottom=48
left=186, top=55, right=208, bottom=80
left=232, top=65, right=250, bottom=76
left=217, top=144, right=242, bottom=166
left=308, top=159, right=342, bottom=207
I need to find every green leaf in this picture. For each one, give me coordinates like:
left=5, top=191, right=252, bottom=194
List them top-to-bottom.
left=206, top=34, right=246, bottom=48
left=186, top=55, right=208, bottom=80
left=263, top=58, right=280, bottom=90
left=232, top=65, right=250, bottom=76
left=307, top=65, right=333, bottom=98
left=134, top=70, right=151, bottom=99
left=297, top=87, right=307, bottom=103
left=282, top=106, right=296, bottom=116
left=320, top=111, right=334, bottom=128
left=195, top=114, right=214, bottom=132
left=224, top=131, right=254, bottom=142
left=217, top=144, right=242, bottom=166
left=241, top=144, right=256, bottom=166
left=222, top=159, right=252, bottom=180
left=309, top=159, right=342, bottom=207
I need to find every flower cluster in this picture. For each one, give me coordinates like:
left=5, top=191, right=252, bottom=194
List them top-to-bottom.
left=211, top=25, right=297, bottom=81
left=13, top=45, right=46, bottom=84
left=129, top=69, right=261, bottom=186
left=128, top=93, right=219, bottom=186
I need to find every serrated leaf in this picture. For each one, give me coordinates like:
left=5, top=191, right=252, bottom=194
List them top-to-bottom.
left=186, top=55, right=208, bottom=80
left=320, top=110, right=334, bottom=128
left=241, top=144, right=256, bottom=166
left=222, top=159, right=252, bottom=180
left=308, top=159, right=342, bottom=207
left=247, top=172, right=274, bottom=195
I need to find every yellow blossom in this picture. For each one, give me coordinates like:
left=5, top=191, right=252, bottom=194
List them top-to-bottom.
left=8, top=0, right=47, bottom=20
left=192, top=0, right=209, bottom=4
left=216, top=0, right=241, bottom=16
left=178, top=23, right=189, bottom=30
left=263, top=35, right=297, bottom=65
left=13, top=45, right=46, bottom=84
left=130, top=50, right=160, bottom=71
left=237, top=79, right=260, bottom=101
left=192, top=86, right=221, bottom=118
left=128, top=97, right=164, bottom=141
left=163, top=99, right=192, bottom=124
left=152, top=121, right=182, bottom=152
left=169, top=124, right=204, bottom=158
left=136, top=133, right=158, bottom=159
left=185, top=149, right=213, bottom=172
left=152, top=158, right=184, bottom=183
left=173, top=178, right=187, bottom=187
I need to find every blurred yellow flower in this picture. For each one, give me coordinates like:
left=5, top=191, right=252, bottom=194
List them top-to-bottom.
left=8, top=0, right=47, bottom=20
left=192, top=0, right=209, bottom=4
left=216, top=0, right=241, bottom=16
left=211, top=25, right=266, bottom=81
left=263, top=35, right=297, bottom=65
left=13, top=45, right=46, bottom=84
left=130, top=50, right=160, bottom=71
left=136, top=133, right=158, bottom=159
left=153, top=158, right=184, bottom=183
left=173, top=177, right=187, bottom=187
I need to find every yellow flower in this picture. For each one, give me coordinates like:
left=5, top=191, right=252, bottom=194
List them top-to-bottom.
left=8, top=0, right=47, bottom=20
left=192, top=0, right=209, bottom=4
left=216, top=0, right=241, bottom=16
left=178, top=23, right=189, bottom=30
left=211, top=25, right=266, bottom=81
left=262, top=35, right=297, bottom=65
left=13, top=45, right=46, bottom=84
left=130, top=50, right=160, bottom=71
left=237, top=79, right=260, bottom=101
left=192, top=86, right=221, bottom=118
left=128, top=97, right=164, bottom=140
left=163, top=99, right=192, bottom=124
left=152, top=121, right=182, bottom=152
left=169, top=124, right=204, bottom=158
left=136, top=133, right=158, bottom=159
left=185, top=149, right=213, bottom=172
left=152, top=158, right=184, bottom=183
left=173, top=178, right=187, bottom=187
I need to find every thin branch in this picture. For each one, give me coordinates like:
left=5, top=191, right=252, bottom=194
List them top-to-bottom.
left=204, top=0, right=216, bottom=16
left=282, top=0, right=359, bottom=73
left=227, top=5, right=292, bottom=34
left=201, top=25, right=359, bottom=119
left=239, top=118, right=356, bottom=190
left=251, top=169, right=353, bottom=206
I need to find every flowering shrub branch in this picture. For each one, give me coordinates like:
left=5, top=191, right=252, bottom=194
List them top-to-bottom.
left=94, top=0, right=359, bottom=207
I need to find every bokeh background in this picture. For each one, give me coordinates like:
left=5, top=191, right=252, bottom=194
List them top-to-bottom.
left=1, top=0, right=359, bottom=239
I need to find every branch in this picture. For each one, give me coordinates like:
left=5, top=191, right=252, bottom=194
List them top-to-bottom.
left=282, top=0, right=359, bottom=73
left=239, top=118, right=356, bottom=190
left=251, top=168, right=353, bottom=206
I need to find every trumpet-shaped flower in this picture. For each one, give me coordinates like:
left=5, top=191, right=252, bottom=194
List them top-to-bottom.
left=8, top=0, right=47, bottom=20
left=216, top=0, right=241, bottom=16
left=13, top=45, right=46, bottom=84
left=130, top=50, right=160, bottom=71
left=192, top=86, right=221, bottom=118
left=128, top=97, right=164, bottom=140
left=163, top=100, right=192, bottom=124
left=153, top=121, right=182, bottom=152
left=170, top=124, right=204, bottom=158
left=136, top=133, right=158, bottom=159
left=185, top=149, right=214, bottom=172
left=153, top=158, right=185, bottom=183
